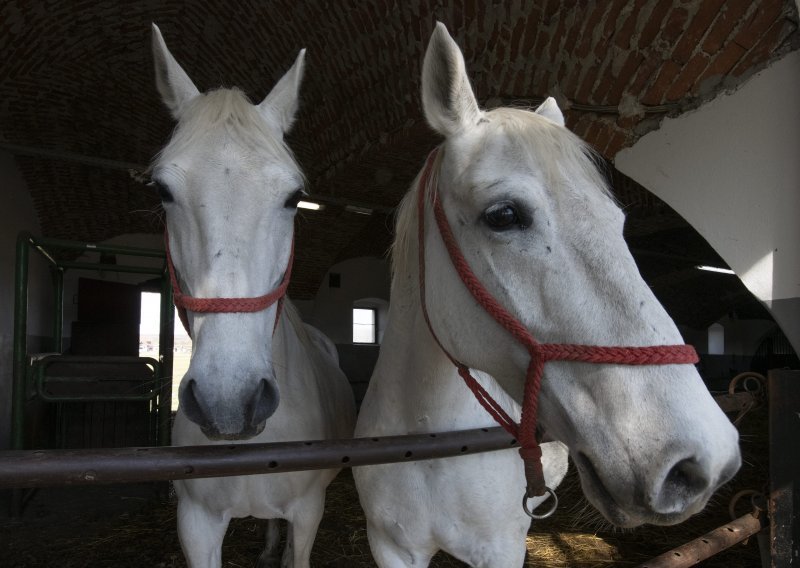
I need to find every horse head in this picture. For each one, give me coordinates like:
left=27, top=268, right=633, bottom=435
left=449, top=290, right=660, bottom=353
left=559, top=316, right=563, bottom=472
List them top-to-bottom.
left=413, top=23, right=740, bottom=528
left=150, top=24, right=306, bottom=440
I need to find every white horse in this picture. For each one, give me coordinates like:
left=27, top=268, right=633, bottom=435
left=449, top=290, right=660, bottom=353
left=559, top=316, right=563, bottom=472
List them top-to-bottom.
left=354, top=23, right=741, bottom=568
left=150, top=25, right=355, bottom=568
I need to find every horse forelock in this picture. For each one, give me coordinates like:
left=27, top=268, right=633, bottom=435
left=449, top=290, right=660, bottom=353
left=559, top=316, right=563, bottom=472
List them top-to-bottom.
left=151, top=87, right=298, bottom=172
left=392, top=106, right=613, bottom=283
left=483, top=107, right=613, bottom=203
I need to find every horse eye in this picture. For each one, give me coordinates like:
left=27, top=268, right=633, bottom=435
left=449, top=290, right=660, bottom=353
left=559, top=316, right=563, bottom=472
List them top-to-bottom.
left=149, top=180, right=174, bottom=203
left=284, top=189, right=306, bottom=209
left=484, top=202, right=520, bottom=230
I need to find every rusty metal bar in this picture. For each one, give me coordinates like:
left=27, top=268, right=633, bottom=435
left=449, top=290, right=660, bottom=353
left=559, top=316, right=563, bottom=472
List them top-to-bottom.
left=768, top=369, right=799, bottom=568
left=0, top=427, right=517, bottom=489
left=635, top=513, right=765, bottom=567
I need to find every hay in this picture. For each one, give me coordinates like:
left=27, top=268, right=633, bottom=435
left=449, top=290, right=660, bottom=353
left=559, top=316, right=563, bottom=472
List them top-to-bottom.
left=3, top=407, right=767, bottom=567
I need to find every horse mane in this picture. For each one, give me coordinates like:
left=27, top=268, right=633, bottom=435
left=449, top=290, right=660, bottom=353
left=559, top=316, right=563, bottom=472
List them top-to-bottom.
left=152, top=87, right=298, bottom=169
left=391, top=106, right=613, bottom=281
left=281, top=300, right=315, bottom=352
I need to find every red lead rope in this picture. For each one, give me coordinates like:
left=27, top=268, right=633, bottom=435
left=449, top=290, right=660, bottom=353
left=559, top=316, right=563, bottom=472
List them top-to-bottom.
left=416, top=148, right=699, bottom=500
left=165, top=230, right=294, bottom=337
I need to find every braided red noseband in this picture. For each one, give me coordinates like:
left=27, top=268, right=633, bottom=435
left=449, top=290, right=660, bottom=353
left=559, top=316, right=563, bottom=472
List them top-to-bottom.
left=416, top=148, right=698, bottom=507
left=165, top=230, right=294, bottom=337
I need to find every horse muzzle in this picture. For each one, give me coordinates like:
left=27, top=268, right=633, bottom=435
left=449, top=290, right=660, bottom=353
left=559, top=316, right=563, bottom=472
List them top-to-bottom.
left=179, top=376, right=280, bottom=440
left=573, top=441, right=741, bottom=528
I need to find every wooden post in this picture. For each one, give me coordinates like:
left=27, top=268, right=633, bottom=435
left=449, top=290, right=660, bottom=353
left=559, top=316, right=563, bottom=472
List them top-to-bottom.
left=768, top=369, right=799, bottom=567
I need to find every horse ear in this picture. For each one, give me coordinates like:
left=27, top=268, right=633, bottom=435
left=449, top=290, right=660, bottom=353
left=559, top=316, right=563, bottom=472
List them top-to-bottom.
left=421, top=22, right=482, bottom=137
left=151, top=24, right=200, bottom=119
left=258, top=49, right=306, bottom=136
left=535, top=97, right=565, bottom=127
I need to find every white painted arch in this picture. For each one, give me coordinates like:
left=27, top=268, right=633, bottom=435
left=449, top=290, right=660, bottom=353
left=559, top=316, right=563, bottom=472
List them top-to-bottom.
left=616, top=49, right=800, bottom=353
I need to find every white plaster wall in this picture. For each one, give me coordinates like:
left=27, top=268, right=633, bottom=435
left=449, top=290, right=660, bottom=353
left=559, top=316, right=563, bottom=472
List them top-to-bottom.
left=616, top=50, right=800, bottom=353
left=0, top=151, right=51, bottom=448
left=308, top=256, right=391, bottom=344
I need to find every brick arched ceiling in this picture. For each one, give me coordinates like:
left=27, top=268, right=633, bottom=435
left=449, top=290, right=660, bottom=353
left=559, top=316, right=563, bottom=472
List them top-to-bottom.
left=1, top=1, right=797, bottom=328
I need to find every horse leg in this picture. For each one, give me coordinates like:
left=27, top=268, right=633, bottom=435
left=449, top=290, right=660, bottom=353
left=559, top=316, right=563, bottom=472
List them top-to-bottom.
left=280, top=492, right=326, bottom=568
left=176, top=497, right=230, bottom=568
left=255, top=518, right=284, bottom=568
left=365, top=520, right=435, bottom=568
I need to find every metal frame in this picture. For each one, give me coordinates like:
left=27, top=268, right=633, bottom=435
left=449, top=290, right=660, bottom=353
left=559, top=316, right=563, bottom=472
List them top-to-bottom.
left=11, top=231, right=174, bottom=450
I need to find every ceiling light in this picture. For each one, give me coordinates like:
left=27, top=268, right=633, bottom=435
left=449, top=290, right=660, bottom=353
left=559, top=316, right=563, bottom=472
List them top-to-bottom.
left=297, top=200, right=323, bottom=211
left=345, top=205, right=373, bottom=215
left=696, top=265, right=735, bottom=275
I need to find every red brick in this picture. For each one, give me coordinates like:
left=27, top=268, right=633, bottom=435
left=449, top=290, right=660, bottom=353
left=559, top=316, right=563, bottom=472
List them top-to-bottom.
left=542, top=0, right=563, bottom=23
left=602, top=0, right=628, bottom=38
left=671, top=0, right=726, bottom=64
left=733, top=0, right=783, bottom=50
left=574, top=1, right=608, bottom=59
left=594, top=1, right=627, bottom=57
left=639, top=1, right=673, bottom=48
left=702, top=2, right=751, bottom=53
left=613, top=3, right=639, bottom=49
left=660, top=6, right=691, bottom=46
left=549, top=12, right=568, bottom=60
left=510, top=17, right=526, bottom=58
left=731, top=17, right=791, bottom=76
left=533, top=21, right=552, bottom=60
left=697, top=41, right=746, bottom=85
left=606, top=51, right=645, bottom=103
left=666, top=52, right=710, bottom=101
left=626, top=53, right=664, bottom=99
left=563, top=58, right=586, bottom=97
left=592, top=58, right=617, bottom=104
left=641, top=59, right=682, bottom=105
left=576, top=63, right=599, bottom=103
left=566, top=110, right=591, bottom=133
left=616, top=114, right=641, bottom=130
left=578, top=117, right=602, bottom=145
left=589, top=121, right=615, bottom=153
left=604, top=128, right=629, bottom=158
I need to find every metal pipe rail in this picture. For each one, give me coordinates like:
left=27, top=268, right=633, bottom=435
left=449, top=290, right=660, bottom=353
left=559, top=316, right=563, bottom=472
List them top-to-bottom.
left=0, top=427, right=517, bottom=489
left=636, top=513, right=765, bottom=567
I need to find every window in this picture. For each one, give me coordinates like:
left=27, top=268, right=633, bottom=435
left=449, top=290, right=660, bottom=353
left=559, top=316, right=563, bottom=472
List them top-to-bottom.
left=352, top=308, right=377, bottom=344
left=708, top=323, right=724, bottom=355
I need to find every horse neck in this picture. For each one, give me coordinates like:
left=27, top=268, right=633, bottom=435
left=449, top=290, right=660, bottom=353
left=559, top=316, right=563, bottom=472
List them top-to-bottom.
left=366, top=244, right=518, bottom=432
left=272, top=302, right=315, bottom=387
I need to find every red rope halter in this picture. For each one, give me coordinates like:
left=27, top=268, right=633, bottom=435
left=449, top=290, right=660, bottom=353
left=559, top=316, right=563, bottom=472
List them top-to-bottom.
left=416, top=148, right=698, bottom=500
left=165, top=230, right=294, bottom=337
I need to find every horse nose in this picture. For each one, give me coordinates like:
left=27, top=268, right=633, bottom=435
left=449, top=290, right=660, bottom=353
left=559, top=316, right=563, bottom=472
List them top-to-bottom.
left=179, top=377, right=280, bottom=440
left=248, top=378, right=280, bottom=428
left=180, top=379, right=210, bottom=430
left=650, top=452, right=741, bottom=515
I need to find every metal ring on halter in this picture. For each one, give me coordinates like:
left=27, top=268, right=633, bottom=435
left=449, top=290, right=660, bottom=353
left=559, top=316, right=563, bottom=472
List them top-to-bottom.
left=522, top=486, right=558, bottom=519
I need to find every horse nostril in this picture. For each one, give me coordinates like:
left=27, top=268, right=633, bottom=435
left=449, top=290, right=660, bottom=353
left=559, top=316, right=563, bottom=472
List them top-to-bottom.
left=180, top=379, right=210, bottom=429
left=249, top=379, right=280, bottom=427
left=658, top=457, right=711, bottom=511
